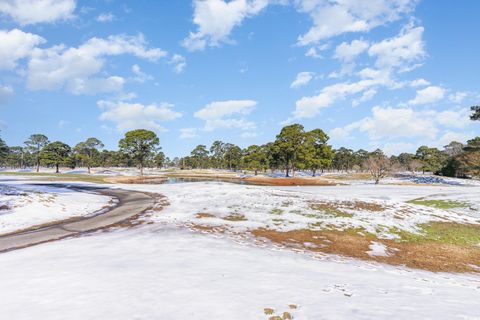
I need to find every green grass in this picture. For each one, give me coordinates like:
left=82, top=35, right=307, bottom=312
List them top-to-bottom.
left=0, top=172, right=108, bottom=183
left=406, top=198, right=469, bottom=209
left=309, top=203, right=353, bottom=218
left=270, top=208, right=284, bottom=215
left=222, top=213, right=248, bottom=221
left=392, top=222, right=480, bottom=246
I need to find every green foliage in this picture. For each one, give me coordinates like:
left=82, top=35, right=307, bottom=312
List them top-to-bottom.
left=471, top=105, right=480, bottom=121
left=274, top=124, right=307, bottom=177
left=301, top=128, right=333, bottom=176
left=119, top=129, right=159, bottom=175
left=24, top=134, right=49, bottom=172
left=0, top=136, right=9, bottom=165
left=74, top=137, right=104, bottom=173
left=40, top=141, right=72, bottom=173
left=243, top=145, right=268, bottom=174
left=415, top=146, right=448, bottom=174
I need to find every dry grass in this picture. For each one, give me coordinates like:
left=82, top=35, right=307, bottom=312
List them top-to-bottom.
left=245, top=176, right=337, bottom=186
left=196, top=213, right=216, bottom=219
left=222, top=213, right=248, bottom=221
left=250, top=227, right=480, bottom=273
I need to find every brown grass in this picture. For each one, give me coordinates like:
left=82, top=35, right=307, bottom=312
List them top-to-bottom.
left=245, top=176, right=337, bottom=186
left=196, top=213, right=216, bottom=219
left=250, top=228, right=480, bottom=273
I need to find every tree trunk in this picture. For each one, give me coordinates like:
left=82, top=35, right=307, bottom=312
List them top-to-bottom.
left=36, top=159, right=40, bottom=173
left=140, top=163, right=144, bottom=176
left=55, top=164, right=59, bottom=173
left=285, top=164, right=290, bottom=178
left=88, top=165, right=91, bottom=174
left=312, top=169, right=316, bottom=177
left=254, top=170, right=258, bottom=176
left=375, top=177, right=380, bottom=184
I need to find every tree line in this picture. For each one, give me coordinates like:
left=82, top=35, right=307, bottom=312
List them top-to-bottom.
left=0, top=106, right=479, bottom=179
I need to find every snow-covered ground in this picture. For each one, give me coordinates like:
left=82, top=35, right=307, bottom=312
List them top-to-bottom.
left=1, top=175, right=480, bottom=319
left=0, top=181, right=113, bottom=234
left=114, top=181, right=480, bottom=239
left=0, top=226, right=479, bottom=320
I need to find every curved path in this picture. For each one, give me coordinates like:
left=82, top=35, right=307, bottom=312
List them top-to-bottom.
left=0, top=185, right=156, bottom=253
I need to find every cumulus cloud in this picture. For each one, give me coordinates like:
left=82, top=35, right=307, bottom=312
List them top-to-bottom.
left=0, top=0, right=76, bottom=25
left=182, top=0, right=269, bottom=51
left=295, top=0, right=417, bottom=46
left=96, top=13, right=115, bottom=23
left=368, top=22, right=426, bottom=70
left=0, top=29, right=45, bottom=70
left=27, top=34, right=166, bottom=94
left=334, top=39, right=369, bottom=62
left=169, top=54, right=187, bottom=73
left=131, top=64, right=153, bottom=83
left=290, top=71, right=315, bottom=88
left=292, top=78, right=384, bottom=119
left=0, top=85, right=14, bottom=104
left=408, top=86, right=445, bottom=105
left=448, top=91, right=469, bottom=104
left=194, top=99, right=257, bottom=131
left=98, top=100, right=182, bottom=131
left=329, top=106, right=473, bottom=150
left=179, top=128, right=198, bottom=139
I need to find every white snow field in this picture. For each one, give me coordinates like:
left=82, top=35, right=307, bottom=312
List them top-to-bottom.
left=0, top=176, right=480, bottom=319
left=0, top=180, right=113, bottom=234
left=114, top=181, right=480, bottom=240
left=0, top=226, right=479, bottom=320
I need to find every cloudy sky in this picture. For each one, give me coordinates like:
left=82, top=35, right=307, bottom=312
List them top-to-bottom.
left=0, top=0, right=479, bottom=157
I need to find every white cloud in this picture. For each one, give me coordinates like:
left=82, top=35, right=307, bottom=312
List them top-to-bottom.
left=0, top=0, right=76, bottom=25
left=182, top=0, right=269, bottom=51
left=295, top=0, right=417, bottom=46
left=96, top=12, right=115, bottom=22
left=368, top=23, right=426, bottom=70
left=0, top=29, right=45, bottom=70
left=27, top=34, right=166, bottom=94
left=334, top=39, right=369, bottom=61
left=169, top=54, right=187, bottom=74
left=131, top=64, right=153, bottom=83
left=290, top=71, right=315, bottom=89
left=68, top=76, right=125, bottom=95
left=292, top=78, right=381, bottom=119
left=409, top=78, right=430, bottom=87
left=0, top=85, right=14, bottom=104
left=408, top=86, right=445, bottom=105
left=352, top=88, right=377, bottom=107
left=448, top=91, right=469, bottom=104
left=194, top=99, right=257, bottom=131
left=98, top=100, right=182, bottom=131
left=330, top=106, right=474, bottom=151
left=179, top=128, right=198, bottom=139
left=435, top=131, right=470, bottom=148
left=383, top=142, right=415, bottom=156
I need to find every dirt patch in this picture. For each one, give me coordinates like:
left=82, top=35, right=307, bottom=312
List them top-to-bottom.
left=196, top=213, right=215, bottom=219
left=250, top=227, right=480, bottom=273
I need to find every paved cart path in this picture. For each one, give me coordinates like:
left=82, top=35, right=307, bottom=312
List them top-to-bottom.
left=0, top=185, right=156, bottom=253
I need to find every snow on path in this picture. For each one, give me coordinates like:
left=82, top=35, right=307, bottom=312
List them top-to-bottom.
left=0, top=181, right=113, bottom=235
left=0, top=226, right=479, bottom=320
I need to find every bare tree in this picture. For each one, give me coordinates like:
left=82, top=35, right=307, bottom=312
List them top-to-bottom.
left=364, top=155, right=391, bottom=184
left=408, top=159, right=422, bottom=174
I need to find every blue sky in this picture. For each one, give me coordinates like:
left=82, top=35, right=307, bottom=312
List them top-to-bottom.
left=0, top=0, right=479, bottom=158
